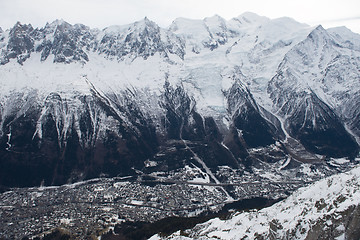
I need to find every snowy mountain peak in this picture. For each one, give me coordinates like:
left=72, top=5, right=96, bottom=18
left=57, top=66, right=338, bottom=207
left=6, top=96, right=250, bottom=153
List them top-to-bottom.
left=235, top=11, right=270, bottom=25
left=204, top=14, right=226, bottom=23
left=169, top=15, right=233, bottom=52
left=143, top=16, right=153, bottom=24
left=269, top=16, right=309, bottom=32
left=98, top=17, right=185, bottom=61
left=101, top=17, right=159, bottom=37
left=129, top=17, right=159, bottom=32
left=168, top=17, right=205, bottom=35
left=36, top=19, right=73, bottom=38
left=36, top=19, right=93, bottom=63
left=47, top=19, right=70, bottom=28
left=2, top=21, right=35, bottom=64
left=9, top=21, right=34, bottom=36
left=11, top=21, right=33, bottom=31
left=53, top=21, right=73, bottom=33
left=306, top=24, right=335, bottom=44
left=328, top=26, right=360, bottom=50
left=328, top=26, right=360, bottom=41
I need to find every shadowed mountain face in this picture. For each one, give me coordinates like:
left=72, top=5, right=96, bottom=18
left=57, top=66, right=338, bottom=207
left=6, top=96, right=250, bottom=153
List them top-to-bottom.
left=0, top=15, right=359, bottom=187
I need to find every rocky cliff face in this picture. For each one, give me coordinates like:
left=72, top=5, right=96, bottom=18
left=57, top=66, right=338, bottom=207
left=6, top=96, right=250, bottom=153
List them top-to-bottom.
left=0, top=13, right=359, bottom=188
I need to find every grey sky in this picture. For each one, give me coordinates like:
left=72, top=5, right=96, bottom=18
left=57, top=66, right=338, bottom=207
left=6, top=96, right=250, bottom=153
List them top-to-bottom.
left=0, top=0, right=359, bottom=33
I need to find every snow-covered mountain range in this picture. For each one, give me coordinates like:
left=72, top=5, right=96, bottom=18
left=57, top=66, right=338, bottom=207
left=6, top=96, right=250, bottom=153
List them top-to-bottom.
left=0, top=12, right=359, bottom=188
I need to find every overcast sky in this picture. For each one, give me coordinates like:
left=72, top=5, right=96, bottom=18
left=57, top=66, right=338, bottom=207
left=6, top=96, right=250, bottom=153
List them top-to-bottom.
left=0, top=0, right=359, bottom=33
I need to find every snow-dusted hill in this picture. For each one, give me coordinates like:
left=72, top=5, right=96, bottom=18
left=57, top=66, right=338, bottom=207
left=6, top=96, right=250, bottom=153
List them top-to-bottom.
left=0, top=13, right=359, bottom=188
left=152, top=165, right=360, bottom=240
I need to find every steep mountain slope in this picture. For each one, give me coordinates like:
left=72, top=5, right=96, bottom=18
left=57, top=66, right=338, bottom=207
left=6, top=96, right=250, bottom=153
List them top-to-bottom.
left=0, top=13, right=359, bottom=188
left=268, top=26, right=360, bottom=158
left=152, top=165, right=360, bottom=240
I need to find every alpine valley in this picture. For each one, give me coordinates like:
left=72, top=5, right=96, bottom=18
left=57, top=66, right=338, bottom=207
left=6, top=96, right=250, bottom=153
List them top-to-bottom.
left=0, top=12, right=360, bottom=239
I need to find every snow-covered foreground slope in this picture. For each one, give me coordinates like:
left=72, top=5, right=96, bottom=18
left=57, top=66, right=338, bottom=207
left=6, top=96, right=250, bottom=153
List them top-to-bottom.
left=151, top=164, right=360, bottom=240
